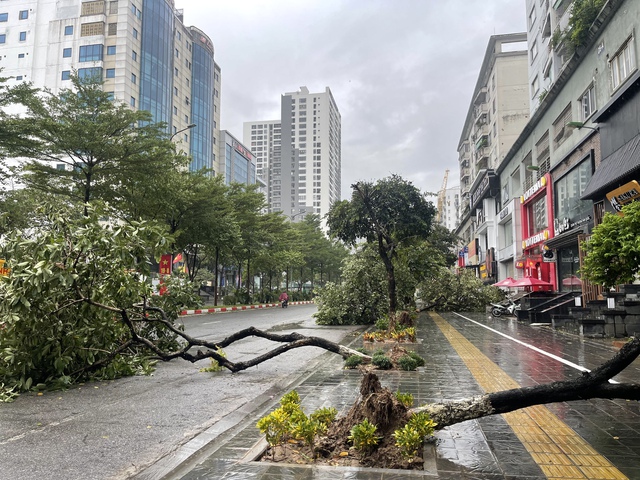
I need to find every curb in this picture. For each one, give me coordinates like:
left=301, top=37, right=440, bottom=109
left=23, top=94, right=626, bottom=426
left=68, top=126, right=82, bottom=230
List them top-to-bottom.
left=180, top=301, right=315, bottom=316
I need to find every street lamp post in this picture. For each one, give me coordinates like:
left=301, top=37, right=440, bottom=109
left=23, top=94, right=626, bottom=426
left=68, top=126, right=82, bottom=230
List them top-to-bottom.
left=170, top=123, right=196, bottom=141
left=289, top=211, right=307, bottom=222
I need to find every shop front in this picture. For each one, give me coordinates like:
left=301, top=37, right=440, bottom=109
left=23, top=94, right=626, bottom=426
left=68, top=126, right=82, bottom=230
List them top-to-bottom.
left=544, top=156, right=594, bottom=293
left=519, top=173, right=556, bottom=290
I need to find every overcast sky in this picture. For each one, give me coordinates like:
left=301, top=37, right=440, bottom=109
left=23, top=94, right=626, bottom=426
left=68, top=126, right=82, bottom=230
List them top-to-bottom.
left=176, top=0, right=527, bottom=199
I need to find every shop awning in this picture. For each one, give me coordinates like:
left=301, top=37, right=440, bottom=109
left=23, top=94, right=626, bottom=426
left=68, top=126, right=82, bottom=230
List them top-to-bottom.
left=581, top=133, right=640, bottom=200
left=544, top=226, right=588, bottom=249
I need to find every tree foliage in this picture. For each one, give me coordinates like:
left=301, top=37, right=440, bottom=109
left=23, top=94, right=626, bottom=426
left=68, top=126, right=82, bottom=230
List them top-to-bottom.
left=4, top=74, right=185, bottom=214
left=327, top=175, right=436, bottom=314
left=581, top=201, right=640, bottom=288
left=0, top=204, right=198, bottom=393
left=416, top=267, right=503, bottom=312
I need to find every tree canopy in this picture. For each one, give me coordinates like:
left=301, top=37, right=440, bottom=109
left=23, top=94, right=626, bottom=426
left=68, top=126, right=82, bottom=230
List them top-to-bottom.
left=327, top=175, right=436, bottom=314
left=581, top=201, right=640, bottom=288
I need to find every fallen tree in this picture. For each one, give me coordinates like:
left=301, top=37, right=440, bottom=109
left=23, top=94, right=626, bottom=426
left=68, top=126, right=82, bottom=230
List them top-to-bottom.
left=413, top=335, right=640, bottom=428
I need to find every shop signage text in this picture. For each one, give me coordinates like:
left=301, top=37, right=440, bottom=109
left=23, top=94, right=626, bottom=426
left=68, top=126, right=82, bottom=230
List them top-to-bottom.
left=521, top=176, right=547, bottom=203
left=606, top=180, right=640, bottom=212
left=554, top=215, right=592, bottom=235
left=522, top=229, right=549, bottom=249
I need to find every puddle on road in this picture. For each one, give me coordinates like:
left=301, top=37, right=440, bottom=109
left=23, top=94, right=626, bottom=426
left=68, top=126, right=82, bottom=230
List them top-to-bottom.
left=266, top=322, right=303, bottom=332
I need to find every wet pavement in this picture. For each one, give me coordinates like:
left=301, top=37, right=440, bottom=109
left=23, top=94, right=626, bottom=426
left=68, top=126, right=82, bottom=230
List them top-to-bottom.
left=157, top=311, right=640, bottom=480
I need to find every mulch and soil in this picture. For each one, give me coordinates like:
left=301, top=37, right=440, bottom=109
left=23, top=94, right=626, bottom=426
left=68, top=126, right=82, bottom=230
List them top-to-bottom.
left=259, top=372, right=425, bottom=470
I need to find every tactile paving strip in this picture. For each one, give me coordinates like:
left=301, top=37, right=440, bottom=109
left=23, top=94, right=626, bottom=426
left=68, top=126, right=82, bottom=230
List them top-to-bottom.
left=429, top=312, right=627, bottom=480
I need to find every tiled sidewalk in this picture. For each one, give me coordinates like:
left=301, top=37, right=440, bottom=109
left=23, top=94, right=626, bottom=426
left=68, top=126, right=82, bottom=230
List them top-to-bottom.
left=165, top=312, right=640, bottom=479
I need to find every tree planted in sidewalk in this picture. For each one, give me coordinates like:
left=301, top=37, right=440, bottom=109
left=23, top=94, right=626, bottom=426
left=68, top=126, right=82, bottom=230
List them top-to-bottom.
left=4, top=74, right=184, bottom=216
left=326, top=175, right=436, bottom=316
left=581, top=201, right=640, bottom=288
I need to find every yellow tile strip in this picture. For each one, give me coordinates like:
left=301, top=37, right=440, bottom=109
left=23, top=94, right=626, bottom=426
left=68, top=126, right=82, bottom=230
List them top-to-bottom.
left=429, top=312, right=627, bottom=480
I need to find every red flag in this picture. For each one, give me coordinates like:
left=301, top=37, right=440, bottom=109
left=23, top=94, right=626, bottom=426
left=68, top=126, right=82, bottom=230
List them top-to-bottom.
left=173, top=253, right=183, bottom=264
left=159, top=254, right=172, bottom=275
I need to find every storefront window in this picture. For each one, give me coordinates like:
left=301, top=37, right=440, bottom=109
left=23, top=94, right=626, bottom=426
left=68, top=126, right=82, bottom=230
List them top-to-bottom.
left=555, top=160, right=592, bottom=222
left=529, top=195, right=547, bottom=233
left=557, top=246, right=581, bottom=292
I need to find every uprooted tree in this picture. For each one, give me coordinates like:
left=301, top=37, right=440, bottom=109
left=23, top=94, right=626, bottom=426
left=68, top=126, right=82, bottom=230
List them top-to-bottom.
left=2, top=201, right=640, bottom=448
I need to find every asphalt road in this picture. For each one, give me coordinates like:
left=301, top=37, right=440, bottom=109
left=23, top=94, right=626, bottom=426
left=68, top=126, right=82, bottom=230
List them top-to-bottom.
left=0, top=304, right=361, bottom=480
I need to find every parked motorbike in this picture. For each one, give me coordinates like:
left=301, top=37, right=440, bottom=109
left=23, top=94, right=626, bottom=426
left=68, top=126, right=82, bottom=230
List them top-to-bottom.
left=490, top=298, right=520, bottom=317
left=281, top=299, right=288, bottom=308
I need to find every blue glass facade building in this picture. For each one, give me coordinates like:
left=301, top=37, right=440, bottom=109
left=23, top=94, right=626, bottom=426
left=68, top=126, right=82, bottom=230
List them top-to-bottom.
left=139, top=0, right=174, bottom=128
left=189, top=29, right=215, bottom=172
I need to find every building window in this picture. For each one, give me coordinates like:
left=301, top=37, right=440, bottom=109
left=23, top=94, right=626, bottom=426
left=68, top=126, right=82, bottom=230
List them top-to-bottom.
left=81, top=1, right=106, bottom=16
left=109, top=1, right=118, bottom=14
left=528, top=5, right=536, bottom=29
left=19, top=10, right=28, bottom=20
left=0, top=13, right=8, bottom=22
left=81, top=22, right=104, bottom=37
left=108, top=22, right=117, bottom=35
left=65, top=25, right=74, bottom=35
left=132, top=27, right=138, bottom=39
left=19, top=31, right=26, bottom=41
left=0, top=34, right=6, bottom=44
left=610, top=36, right=636, bottom=90
left=530, top=41, right=538, bottom=63
left=79, top=44, right=103, bottom=62
left=107, top=45, right=116, bottom=55
left=63, top=48, right=72, bottom=58
left=175, top=48, right=179, bottom=58
left=132, top=50, right=137, bottom=61
left=18, top=53, right=25, bottom=58
left=78, top=67, right=102, bottom=81
left=106, top=68, right=115, bottom=78
left=61, top=70, right=71, bottom=80
left=131, top=73, right=136, bottom=84
left=531, top=75, right=539, bottom=98
left=581, top=83, right=596, bottom=120
left=130, top=96, right=136, bottom=107
left=552, top=104, right=572, bottom=148
left=173, top=106, right=177, bottom=115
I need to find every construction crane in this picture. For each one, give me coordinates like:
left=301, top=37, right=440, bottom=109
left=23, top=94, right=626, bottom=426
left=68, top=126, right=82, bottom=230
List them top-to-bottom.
left=436, top=169, right=449, bottom=224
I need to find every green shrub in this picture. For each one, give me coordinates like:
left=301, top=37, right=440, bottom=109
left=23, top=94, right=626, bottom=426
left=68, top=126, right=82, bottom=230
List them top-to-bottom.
left=375, top=316, right=389, bottom=331
left=407, top=350, right=425, bottom=367
left=344, top=354, right=364, bottom=369
left=372, top=354, right=392, bottom=370
left=398, top=355, right=419, bottom=371
left=395, top=390, right=414, bottom=407
left=310, top=407, right=338, bottom=427
left=393, top=411, right=437, bottom=459
left=407, top=411, right=437, bottom=438
left=348, top=418, right=380, bottom=453
left=393, top=424, right=423, bottom=459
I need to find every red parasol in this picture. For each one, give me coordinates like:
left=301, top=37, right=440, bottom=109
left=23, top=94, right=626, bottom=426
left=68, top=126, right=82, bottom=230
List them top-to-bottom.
left=562, top=275, right=582, bottom=286
left=512, top=276, right=553, bottom=288
left=493, top=277, right=517, bottom=287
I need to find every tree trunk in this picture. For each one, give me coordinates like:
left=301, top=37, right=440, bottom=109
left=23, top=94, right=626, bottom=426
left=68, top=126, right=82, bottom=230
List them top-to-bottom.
left=377, top=234, right=396, bottom=315
left=213, top=247, right=219, bottom=306
left=412, top=336, right=640, bottom=429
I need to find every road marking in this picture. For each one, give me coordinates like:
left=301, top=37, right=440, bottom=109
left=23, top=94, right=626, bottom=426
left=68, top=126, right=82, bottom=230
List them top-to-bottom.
left=431, top=312, right=628, bottom=480
left=453, top=312, right=619, bottom=384
left=202, top=321, right=221, bottom=325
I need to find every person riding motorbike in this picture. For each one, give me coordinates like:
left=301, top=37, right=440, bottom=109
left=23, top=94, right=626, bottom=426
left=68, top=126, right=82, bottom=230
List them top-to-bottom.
left=279, top=291, right=289, bottom=308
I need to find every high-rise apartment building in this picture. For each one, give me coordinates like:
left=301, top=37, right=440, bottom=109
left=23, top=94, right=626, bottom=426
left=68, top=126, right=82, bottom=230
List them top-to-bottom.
left=0, top=0, right=221, bottom=173
left=526, top=0, right=575, bottom=114
left=244, top=86, right=341, bottom=220
left=440, top=186, right=460, bottom=232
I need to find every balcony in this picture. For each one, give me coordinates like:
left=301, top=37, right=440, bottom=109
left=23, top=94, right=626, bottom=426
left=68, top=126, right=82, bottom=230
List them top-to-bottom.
left=473, top=87, right=488, bottom=106
left=475, top=135, right=489, bottom=151
left=461, top=167, right=470, bottom=183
